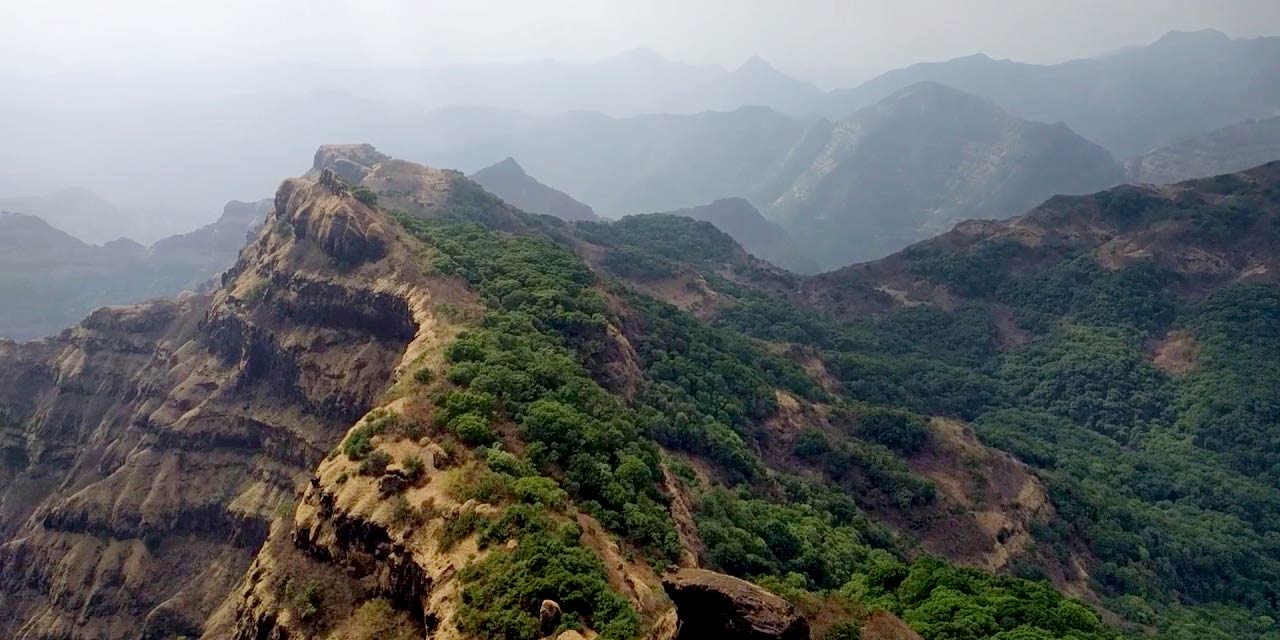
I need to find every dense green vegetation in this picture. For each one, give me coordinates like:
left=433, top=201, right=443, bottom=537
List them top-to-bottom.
left=381, top=186, right=1280, bottom=640
left=399, top=215, right=680, bottom=558
left=717, top=235, right=1280, bottom=637
left=696, top=487, right=1117, bottom=640
left=456, top=506, right=640, bottom=640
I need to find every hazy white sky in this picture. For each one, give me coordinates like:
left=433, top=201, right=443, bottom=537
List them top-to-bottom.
left=4, top=0, right=1280, bottom=86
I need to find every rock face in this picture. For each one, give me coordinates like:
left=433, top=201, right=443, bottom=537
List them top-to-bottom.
left=310, top=143, right=391, bottom=185
left=470, top=156, right=599, bottom=221
left=0, top=161, right=425, bottom=639
left=663, top=568, right=809, bottom=640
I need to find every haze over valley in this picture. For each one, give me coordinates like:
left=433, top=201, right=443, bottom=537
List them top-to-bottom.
left=2, top=3, right=1280, bottom=640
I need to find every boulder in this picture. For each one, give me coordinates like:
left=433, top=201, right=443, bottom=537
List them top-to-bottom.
left=377, top=472, right=409, bottom=496
left=662, top=568, right=808, bottom=640
left=539, top=599, right=562, bottom=634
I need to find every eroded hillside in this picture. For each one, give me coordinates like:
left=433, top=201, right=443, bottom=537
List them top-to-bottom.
left=3, top=146, right=1277, bottom=640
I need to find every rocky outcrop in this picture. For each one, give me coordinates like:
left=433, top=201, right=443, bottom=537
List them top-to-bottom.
left=310, top=144, right=391, bottom=185
left=0, top=166, right=426, bottom=639
left=663, top=568, right=809, bottom=640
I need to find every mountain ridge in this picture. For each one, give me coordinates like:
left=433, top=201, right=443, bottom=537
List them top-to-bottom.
left=766, top=81, right=1125, bottom=269
left=469, top=156, right=599, bottom=221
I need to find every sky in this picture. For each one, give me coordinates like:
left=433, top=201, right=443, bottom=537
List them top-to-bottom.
left=4, top=0, right=1280, bottom=87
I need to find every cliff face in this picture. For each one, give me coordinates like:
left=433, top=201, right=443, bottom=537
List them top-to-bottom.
left=1, top=145, right=1137, bottom=640
left=0, top=166, right=429, bottom=639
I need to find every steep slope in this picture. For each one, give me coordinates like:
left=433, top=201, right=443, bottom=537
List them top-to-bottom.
left=820, top=29, right=1280, bottom=157
left=769, top=82, right=1124, bottom=269
left=1127, top=116, right=1280, bottom=184
left=1, top=145, right=1132, bottom=640
left=469, top=157, right=598, bottom=221
left=590, top=159, right=1280, bottom=638
left=773, top=162, right=1280, bottom=637
left=0, top=166, right=431, bottom=639
left=664, top=198, right=816, bottom=273
left=0, top=199, right=269, bottom=340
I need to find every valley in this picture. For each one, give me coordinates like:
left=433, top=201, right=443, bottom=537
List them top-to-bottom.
left=3, top=10, right=1280, bottom=640
left=1, top=145, right=1277, bottom=639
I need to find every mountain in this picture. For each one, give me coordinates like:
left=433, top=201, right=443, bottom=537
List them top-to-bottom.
left=821, top=29, right=1280, bottom=156
left=2, top=50, right=822, bottom=119
left=766, top=82, right=1125, bottom=269
left=413, top=105, right=818, bottom=217
left=1127, top=116, right=1280, bottom=184
left=3, top=145, right=1278, bottom=640
left=469, top=157, right=598, bottom=221
left=0, top=187, right=139, bottom=245
left=663, top=197, right=816, bottom=273
left=0, top=199, right=268, bottom=340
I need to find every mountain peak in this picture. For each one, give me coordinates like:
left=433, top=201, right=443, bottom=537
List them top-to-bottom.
left=736, top=55, right=776, bottom=73
left=879, top=81, right=1001, bottom=113
left=310, top=143, right=390, bottom=184
left=491, top=156, right=526, bottom=174
left=470, top=158, right=597, bottom=222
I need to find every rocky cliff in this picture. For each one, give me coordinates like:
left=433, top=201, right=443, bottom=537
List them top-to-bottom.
left=1, top=144, right=1136, bottom=640
left=0, top=162, right=427, bottom=639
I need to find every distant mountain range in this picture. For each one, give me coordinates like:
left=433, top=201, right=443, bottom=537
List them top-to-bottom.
left=1, top=29, right=1278, bottom=273
left=820, top=29, right=1280, bottom=157
left=767, top=82, right=1125, bottom=269
left=424, top=83, right=1125, bottom=270
left=412, top=106, right=816, bottom=218
left=1128, top=116, right=1280, bottom=184
left=469, top=157, right=598, bottom=221
left=0, top=188, right=148, bottom=245
left=0, top=200, right=267, bottom=340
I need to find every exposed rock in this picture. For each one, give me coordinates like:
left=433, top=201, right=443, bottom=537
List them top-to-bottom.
left=311, top=143, right=391, bottom=184
left=0, top=161, right=423, bottom=640
left=378, top=472, right=410, bottom=496
left=663, top=568, right=809, bottom=640
left=540, top=599, right=562, bottom=634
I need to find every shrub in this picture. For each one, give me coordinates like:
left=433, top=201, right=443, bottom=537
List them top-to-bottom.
left=352, top=186, right=379, bottom=206
left=855, top=408, right=929, bottom=455
left=451, top=413, right=497, bottom=445
left=360, top=450, right=392, bottom=476
left=402, top=455, right=426, bottom=481
left=512, top=476, right=567, bottom=507
left=388, top=496, right=422, bottom=529
left=284, top=579, right=321, bottom=621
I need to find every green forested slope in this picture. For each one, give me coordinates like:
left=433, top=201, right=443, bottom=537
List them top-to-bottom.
left=352, top=160, right=1280, bottom=639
